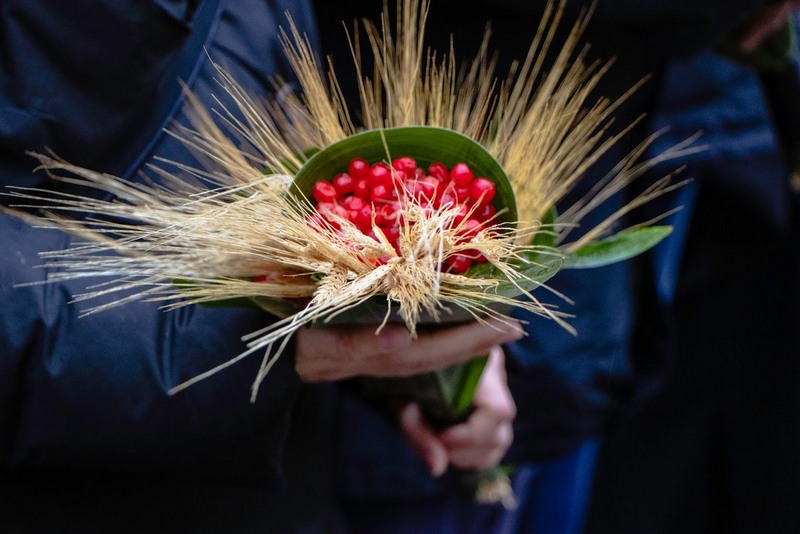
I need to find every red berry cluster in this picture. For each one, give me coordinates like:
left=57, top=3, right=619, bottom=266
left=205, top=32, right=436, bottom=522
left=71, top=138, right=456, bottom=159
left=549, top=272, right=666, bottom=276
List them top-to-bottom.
left=309, top=156, right=498, bottom=273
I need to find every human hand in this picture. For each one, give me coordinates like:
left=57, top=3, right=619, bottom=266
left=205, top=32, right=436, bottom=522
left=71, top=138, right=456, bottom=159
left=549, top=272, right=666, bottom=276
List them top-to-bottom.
left=738, top=1, right=800, bottom=52
left=295, top=317, right=523, bottom=382
left=397, top=346, right=516, bottom=476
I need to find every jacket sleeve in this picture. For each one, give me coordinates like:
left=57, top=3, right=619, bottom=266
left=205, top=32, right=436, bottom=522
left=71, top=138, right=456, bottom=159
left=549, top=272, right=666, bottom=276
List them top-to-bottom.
left=0, top=0, right=321, bottom=483
left=0, top=211, right=301, bottom=481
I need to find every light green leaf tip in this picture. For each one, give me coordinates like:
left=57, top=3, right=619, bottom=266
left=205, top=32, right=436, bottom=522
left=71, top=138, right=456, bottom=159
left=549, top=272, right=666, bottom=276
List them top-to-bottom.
left=564, top=226, right=673, bottom=269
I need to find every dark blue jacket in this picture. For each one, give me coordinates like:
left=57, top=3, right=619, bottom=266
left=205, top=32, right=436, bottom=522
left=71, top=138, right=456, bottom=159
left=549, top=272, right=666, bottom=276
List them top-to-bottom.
left=0, top=1, right=323, bottom=531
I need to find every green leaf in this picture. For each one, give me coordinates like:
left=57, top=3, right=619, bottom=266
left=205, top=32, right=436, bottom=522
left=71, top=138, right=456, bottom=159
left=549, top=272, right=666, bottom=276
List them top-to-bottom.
left=290, top=126, right=518, bottom=226
left=532, top=207, right=557, bottom=248
left=563, top=226, right=673, bottom=269
left=469, top=249, right=563, bottom=299
left=359, top=355, right=488, bottom=426
left=438, top=355, right=489, bottom=418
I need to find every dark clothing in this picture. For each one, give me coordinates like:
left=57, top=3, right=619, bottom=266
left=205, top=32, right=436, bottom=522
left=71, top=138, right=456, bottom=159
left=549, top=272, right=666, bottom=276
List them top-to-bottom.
left=0, top=1, right=324, bottom=531
left=586, top=50, right=800, bottom=534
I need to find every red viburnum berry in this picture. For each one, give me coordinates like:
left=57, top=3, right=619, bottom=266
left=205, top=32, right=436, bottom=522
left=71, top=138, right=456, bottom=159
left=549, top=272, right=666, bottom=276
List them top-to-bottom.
left=392, top=156, right=417, bottom=176
left=348, top=158, right=371, bottom=181
left=428, top=162, right=449, bottom=181
left=369, top=163, right=392, bottom=185
left=450, top=163, right=474, bottom=187
left=332, top=173, right=354, bottom=196
left=469, top=177, right=496, bottom=205
left=354, top=178, right=370, bottom=199
left=406, top=179, right=437, bottom=204
left=312, top=180, right=337, bottom=204
left=371, top=182, right=397, bottom=202
left=454, top=185, right=471, bottom=203
left=437, top=189, right=458, bottom=209
left=342, top=195, right=366, bottom=213
left=379, top=201, right=404, bottom=227
left=473, top=202, right=497, bottom=222
left=317, top=203, right=349, bottom=230
left=451, top=203, right=471, bottom=227
left=351, top=204, right=374, bottom=231
left=305, top=213, right=326, bottom=231
left=458, top=218, right=482, bottom=241
left=382, top=226, right=402, bottom=254
left=463, top=248, right=488, bottom=264
left=444, top=254, right=472, bottom=273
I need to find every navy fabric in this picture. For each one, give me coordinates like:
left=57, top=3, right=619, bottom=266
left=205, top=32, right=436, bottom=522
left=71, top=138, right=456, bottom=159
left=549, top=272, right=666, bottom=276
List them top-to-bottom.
left=0, top=1, right=327, bottom=530
left=586, top=48, right=800, bottom=534
left=340, top=438, right=601, bottom=534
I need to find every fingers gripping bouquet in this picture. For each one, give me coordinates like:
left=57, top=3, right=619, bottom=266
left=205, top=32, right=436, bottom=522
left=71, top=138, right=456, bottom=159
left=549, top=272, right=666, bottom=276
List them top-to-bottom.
left=5, top=0, right=686, bottom=506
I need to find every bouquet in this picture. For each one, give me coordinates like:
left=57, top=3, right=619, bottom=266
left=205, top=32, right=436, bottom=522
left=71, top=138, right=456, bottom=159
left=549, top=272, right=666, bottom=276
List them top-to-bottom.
left=4, top=0, right=688, bottom=506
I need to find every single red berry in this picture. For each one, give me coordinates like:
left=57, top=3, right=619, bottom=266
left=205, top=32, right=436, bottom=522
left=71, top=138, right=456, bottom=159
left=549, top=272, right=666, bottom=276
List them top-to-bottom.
left=392, top=156, right=417, bottom=176
left=348, top=158, right=371, bottom=181
left=428, top=162, right=449, bottom=181
left=369, top=163, right=392, bottom=185
left=450, top=163, right=474, bottom=187
left=386, top=169, right=407, bottom=194
left=391, top=169, right=408, bottom=182
left=332, top=173, right=354, bottom=197
left=422, top=176, right=442, bottom=200
left=469, top=177, right=496, bottom=205
left=354, top=178, right=370, bottom=199
left=406, top=179, right=437, bottom=204
left=312, top=180, right=338, bottom=204
left=371, top=183, right=395, bottom=202
left=454, top=185, right=471, bottom=203
left=436, top=189, right=458, bottom=209
left=342, top=195, right=366, bottom=211
left=315, top=201, right=336, bottom=217
left=379, top=202, right=404, bottom=226
left=473, top=202, right=497, bottom=222
left=318, top=203, right=349, bottom=230
left=371, top=203, right=385, bottom=226
left=452, top=203, right=471, bottom=226
left=330, top=204, right=350, bottom=220
left=351, top=204, right=374, bottom=231
left=305, top=213, right=326, bottom=231
left=458, top=218, right=482, bottom=241
left=382, top=226, right=402, bottom=253
left=463, top=248, right=488, bottom=264
left=444, top=254, right=473, bottom=273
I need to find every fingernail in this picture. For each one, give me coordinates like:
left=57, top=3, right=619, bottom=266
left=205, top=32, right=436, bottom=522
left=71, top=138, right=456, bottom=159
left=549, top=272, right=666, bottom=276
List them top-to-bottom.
left=490, top=318, right=524, bottom=342
left=430, top=452, right=448, bottom=477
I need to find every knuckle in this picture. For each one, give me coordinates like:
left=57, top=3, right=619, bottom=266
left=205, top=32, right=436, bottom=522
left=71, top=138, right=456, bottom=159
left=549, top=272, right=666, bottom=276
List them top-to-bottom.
left=496, top=424, right=514, bottom=451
